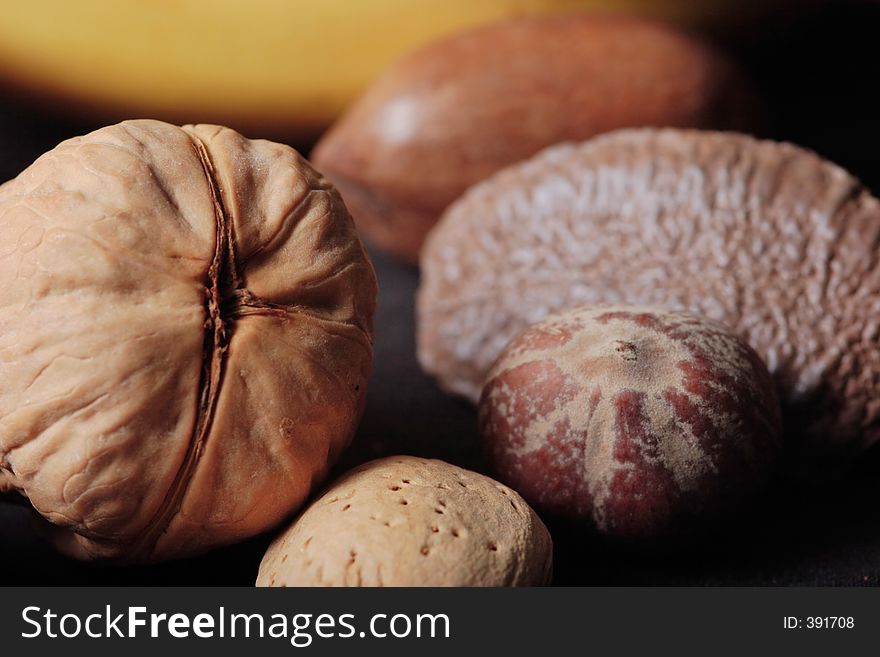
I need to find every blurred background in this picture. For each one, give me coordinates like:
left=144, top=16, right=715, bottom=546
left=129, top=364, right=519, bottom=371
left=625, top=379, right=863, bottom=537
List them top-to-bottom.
left=2, top=0, right=880, bottom=585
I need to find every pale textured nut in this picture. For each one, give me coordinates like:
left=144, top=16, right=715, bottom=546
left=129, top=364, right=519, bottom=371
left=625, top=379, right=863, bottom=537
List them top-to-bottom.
left=312, top=13, right=760, bottom=263
left=0, top=120, right=377, bottom=561
left=418, top=128, right=880, bottom=466
left=480, top=306, right=783, bottom=538
left=256, top=456, right=553, bottom=587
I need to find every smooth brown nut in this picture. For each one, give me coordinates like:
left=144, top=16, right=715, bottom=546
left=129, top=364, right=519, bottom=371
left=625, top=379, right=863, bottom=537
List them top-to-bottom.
left=312, top=13, right=760, bottom=263
left=0, top=119, right=377, bottom=561
left=417, top=128, right=880, bottom=468
left=480, top=306, right=783, bottom=538
left=256, top=456, right=553, bottom=587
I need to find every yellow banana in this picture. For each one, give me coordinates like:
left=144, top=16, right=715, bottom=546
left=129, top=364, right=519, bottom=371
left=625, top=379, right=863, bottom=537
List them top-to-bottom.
left=0, top=1, right=762, bottom=135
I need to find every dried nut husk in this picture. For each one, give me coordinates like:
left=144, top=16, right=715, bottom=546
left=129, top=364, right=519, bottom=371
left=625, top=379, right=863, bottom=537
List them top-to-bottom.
left=0, top=120, right=377, bottom=561
left=417, top=128, right=880, bottom=467
left=256, top=456, right=553, bottom=586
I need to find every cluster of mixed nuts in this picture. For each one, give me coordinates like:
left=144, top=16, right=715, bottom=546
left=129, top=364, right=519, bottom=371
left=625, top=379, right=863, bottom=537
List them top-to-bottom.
left=1, top=13, right=877, bottom=586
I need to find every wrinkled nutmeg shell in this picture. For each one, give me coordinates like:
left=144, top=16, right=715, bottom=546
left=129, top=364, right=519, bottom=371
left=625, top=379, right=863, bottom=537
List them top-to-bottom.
left=313, top=13, right=761, bottom=263
left=0, top=120, right=377, bottom=561
left=418, top=128, right=880, bottom=469
left=480, top=306, right=783, bottom=538
left=257, top=456, right=553, bottom=587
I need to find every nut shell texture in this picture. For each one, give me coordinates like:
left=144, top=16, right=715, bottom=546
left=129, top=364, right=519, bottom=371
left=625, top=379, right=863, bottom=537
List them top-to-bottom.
left=312, top=14, right=759, bottom=263
left=0, top=120, right=377, bottom=560
left=418, top=129, right=880, bottom=463
left=480, top=306, right=782, bottom=537
left=256, top=456, right=553, bottom=587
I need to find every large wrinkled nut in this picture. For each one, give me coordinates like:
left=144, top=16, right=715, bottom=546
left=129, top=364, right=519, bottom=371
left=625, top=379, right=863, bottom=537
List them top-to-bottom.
left=313, top=13, right=760, bottom=263
left=0, top=120, right=377, bottom=561
left=418, top=128, right=880, bottom=467
left=480, top=306, right=783, bottom=538
left=256, top=456, right=553, bottom=587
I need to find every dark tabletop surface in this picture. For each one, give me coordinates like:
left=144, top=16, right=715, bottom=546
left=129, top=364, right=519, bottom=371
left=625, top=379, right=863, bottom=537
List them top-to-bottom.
left=2, top=1, right=880, bottom=586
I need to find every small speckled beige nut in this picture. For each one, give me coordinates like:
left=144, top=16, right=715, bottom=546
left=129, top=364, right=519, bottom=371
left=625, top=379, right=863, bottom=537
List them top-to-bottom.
left=256, top=456, right=553, bottom=587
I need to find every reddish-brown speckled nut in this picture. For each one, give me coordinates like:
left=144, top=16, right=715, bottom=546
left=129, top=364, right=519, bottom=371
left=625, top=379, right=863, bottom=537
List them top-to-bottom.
left=479, top=306, right=783, bottom=539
